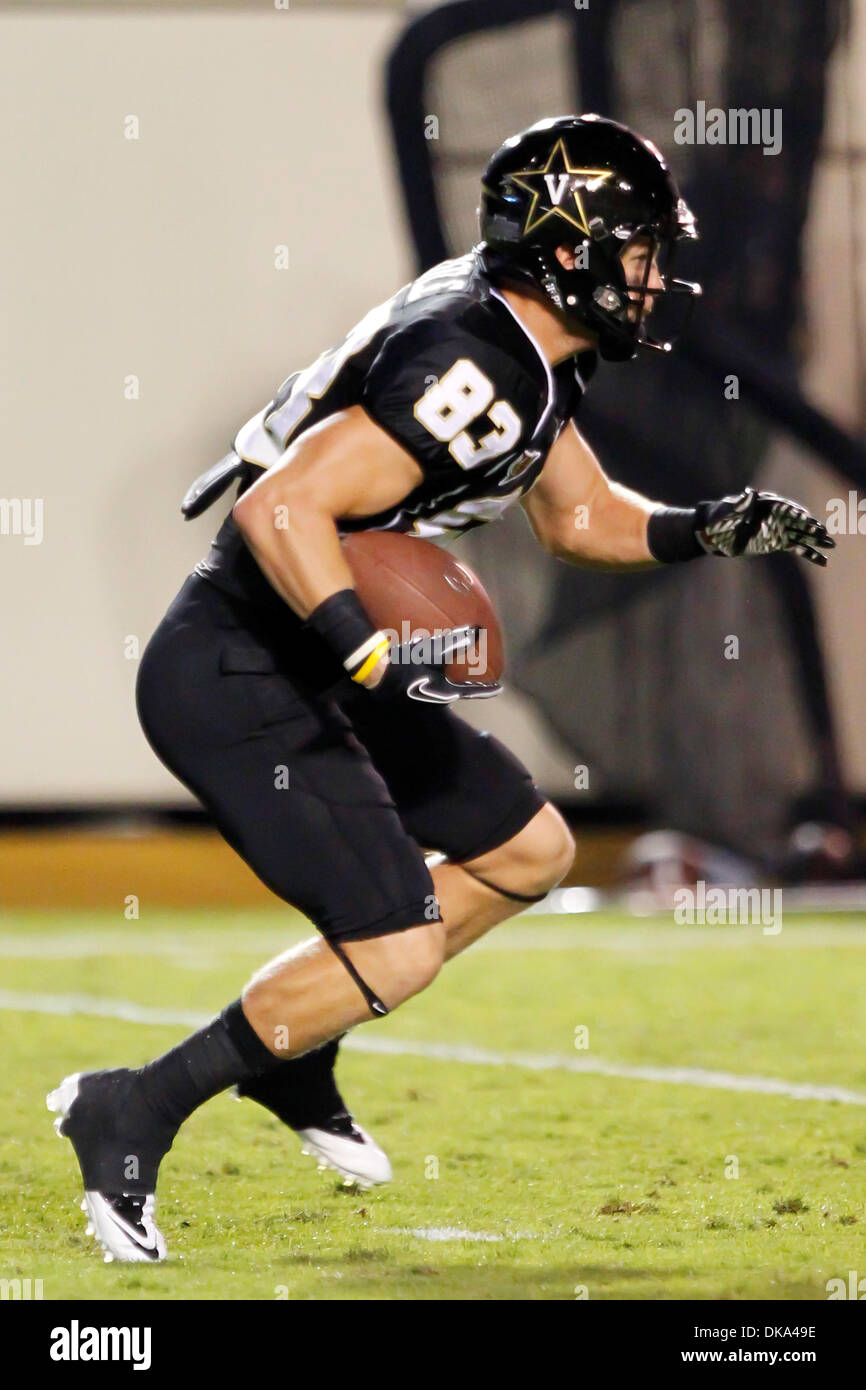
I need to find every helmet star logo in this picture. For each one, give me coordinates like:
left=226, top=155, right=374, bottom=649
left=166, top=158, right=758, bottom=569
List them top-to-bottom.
left=510, top=139, right=613, bottom=238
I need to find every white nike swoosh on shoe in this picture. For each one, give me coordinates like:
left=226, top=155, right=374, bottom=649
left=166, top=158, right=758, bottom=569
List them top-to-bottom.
left=84, top=1191, right=167, bottom=1263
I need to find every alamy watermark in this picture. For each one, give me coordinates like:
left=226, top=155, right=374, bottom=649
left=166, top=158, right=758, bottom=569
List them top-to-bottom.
left=674, top=103, right=782, bottom=157
left=826, top=491, right=866, bottom=535
left=0, top=498, right=43, bottom=545
left=385, top=623, right=489, bottom=679
left=673, top=881, right=782, bottom=935
left=826, top=1271, right=866, bottom=1299
left=1, top=1277, right=43, bottom=1299
left=49, top=1321, right=151, bottom=1370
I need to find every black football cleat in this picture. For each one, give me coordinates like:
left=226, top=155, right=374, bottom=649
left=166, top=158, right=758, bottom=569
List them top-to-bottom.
left=235, top=1067, right=392, bottom=1189
left=47, top=1071, right=168, bottom=1262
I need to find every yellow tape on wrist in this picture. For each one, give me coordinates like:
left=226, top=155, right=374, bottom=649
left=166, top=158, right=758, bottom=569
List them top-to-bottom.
left=351, top=637, right=391, bottom=684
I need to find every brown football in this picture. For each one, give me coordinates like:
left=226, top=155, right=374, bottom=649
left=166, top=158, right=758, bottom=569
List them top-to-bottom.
left=342, top=530, right=504, bottom=684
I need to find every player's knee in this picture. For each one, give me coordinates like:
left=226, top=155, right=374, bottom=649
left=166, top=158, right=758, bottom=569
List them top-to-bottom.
left=468, top=803, right=575, bottom=897
left=518, top=804, right=575, bottom=893
left=541, top=805, right=577, bottom=887
left=346, top=920, right=446, bottom=1010
left=396, top=922, right=446, bottom=999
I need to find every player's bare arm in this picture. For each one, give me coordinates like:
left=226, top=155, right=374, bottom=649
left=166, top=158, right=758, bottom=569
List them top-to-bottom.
left=513, top=237, right=832, bottom=571
left=232, top=406, right=422, bottom=622
left=233, top=408, right=495, bottom=700
left=522, top=410, right=836, bottom=571
left=523, top=411, right=833, bottom=570
left=521, top=419, right=658, bottom=569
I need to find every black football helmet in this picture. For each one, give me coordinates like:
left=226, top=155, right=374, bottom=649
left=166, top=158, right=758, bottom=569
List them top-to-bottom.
left=478, top=114, right=701, bottom=362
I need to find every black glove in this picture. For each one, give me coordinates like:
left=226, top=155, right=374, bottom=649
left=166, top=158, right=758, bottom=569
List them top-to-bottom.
left=696, top=487, right=834, bottom=567
left=369, top=626, right=502, bottom=705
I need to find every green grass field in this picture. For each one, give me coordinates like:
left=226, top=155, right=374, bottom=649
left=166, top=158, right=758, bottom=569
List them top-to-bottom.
left=1, top=907, right=865, bottom=1301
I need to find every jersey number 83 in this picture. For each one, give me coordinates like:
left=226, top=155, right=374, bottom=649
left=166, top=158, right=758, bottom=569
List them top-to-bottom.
left=413, top=359, right=522, bottom=470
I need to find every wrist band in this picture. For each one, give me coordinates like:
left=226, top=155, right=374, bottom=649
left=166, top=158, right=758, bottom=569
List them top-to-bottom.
left=646, top=506, right=704, bottom=563
left=306, top=589, right=389, bottom=681
left=344, top=630, right=387, bottom=672
left=351, top=637, right=391, bottom=683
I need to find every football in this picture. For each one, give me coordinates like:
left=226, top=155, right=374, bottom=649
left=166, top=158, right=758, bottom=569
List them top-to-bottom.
left=342, top=530, right=505, bottom=684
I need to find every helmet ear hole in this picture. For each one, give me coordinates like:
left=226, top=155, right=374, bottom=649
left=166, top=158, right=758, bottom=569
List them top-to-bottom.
left=593, top=286, right=623, bottom=312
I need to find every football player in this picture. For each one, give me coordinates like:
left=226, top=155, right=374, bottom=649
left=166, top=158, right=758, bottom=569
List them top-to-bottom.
left=48, top=115, right=831, bottom=1261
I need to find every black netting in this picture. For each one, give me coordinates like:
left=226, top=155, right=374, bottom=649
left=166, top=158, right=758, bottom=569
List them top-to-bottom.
left=428, top=12, right=575, bottom=255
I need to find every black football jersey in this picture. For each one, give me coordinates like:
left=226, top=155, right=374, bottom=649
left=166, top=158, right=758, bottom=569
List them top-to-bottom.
left=193, top=249, right=596, bottom=614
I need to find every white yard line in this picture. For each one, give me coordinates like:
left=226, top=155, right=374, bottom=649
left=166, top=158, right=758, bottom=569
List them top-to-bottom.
left=0, top=922, right=865, bottom=959
left=473, top=924, right=866, bottom=952
left=0, top=933, right=298, bottom=960
left=1, top=987, right=864, bottom=1107
left=0, top=989, right=210, bottom=1030
left=349, top=1034, right=866, bottom=1105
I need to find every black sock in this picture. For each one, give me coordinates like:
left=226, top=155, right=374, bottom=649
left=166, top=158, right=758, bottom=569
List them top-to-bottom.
left=137, top=999, right=284, bottom=1134
left=238, top=1037, right=345, bottom=1130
